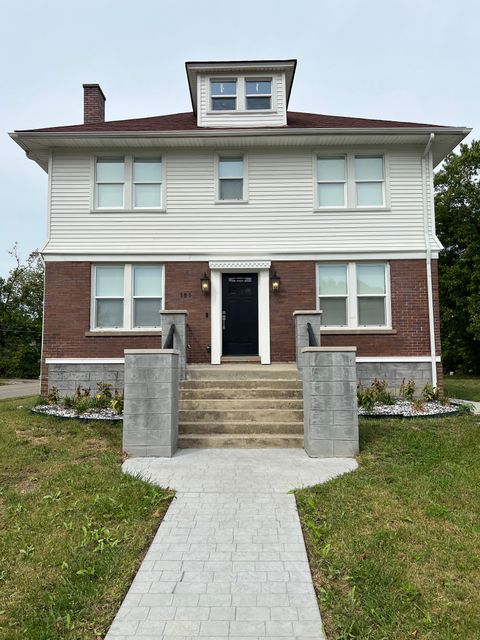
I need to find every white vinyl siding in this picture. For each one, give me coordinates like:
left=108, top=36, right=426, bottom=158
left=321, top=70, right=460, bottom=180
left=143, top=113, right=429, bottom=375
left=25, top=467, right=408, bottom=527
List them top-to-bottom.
left=46, top=147, right=437, bottom=256
left=317, top=262, right=390, bottom=328
left=92, top=264, right=163, bottom=331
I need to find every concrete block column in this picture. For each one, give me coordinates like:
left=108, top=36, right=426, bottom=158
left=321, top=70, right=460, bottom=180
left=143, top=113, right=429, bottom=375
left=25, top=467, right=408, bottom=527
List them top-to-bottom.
left=160, top=310, right=188, bottom=380
left=293, top=310, right=323, bottom=378
left=302, top=346, right=359, bottom=458
left=123, top=349, right=179, bottom=458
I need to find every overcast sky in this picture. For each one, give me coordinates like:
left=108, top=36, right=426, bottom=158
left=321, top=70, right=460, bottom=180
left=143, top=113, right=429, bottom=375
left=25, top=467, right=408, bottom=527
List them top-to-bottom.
left=0, top=0, right=477, bottom=276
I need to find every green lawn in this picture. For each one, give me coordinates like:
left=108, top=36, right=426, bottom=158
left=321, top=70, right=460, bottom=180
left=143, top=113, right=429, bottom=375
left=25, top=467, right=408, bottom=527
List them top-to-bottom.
left=444, top=375, right=480, bottom=401
left=0, top=396, right=173, bottom=640
left=296, top=415, right=480, bottom=640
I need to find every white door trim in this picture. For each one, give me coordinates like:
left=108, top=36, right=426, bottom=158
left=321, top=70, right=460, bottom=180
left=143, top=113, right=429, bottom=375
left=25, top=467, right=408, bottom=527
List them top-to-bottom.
left=209, top=261, right=271, bottom=365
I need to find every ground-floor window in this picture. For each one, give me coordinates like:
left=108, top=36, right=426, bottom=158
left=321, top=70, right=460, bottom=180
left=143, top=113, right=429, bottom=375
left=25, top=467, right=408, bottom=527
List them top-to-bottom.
left=317, top=261, right=390, bottom=328
left=92, top=264, right=163, bottom=330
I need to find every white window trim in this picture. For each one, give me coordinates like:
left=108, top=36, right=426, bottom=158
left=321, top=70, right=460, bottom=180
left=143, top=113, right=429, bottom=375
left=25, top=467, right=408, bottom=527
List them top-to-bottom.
left=207, top=75, right=276, bottom=114
left=313, top=152, right=390, bottom=211
left=215, top=153, right=249, bottom=204
left=91, top=154, right=166, bottom=213
left=316, top=261, right=391, bottom=330
left=90, top=263, right=165, bottom=332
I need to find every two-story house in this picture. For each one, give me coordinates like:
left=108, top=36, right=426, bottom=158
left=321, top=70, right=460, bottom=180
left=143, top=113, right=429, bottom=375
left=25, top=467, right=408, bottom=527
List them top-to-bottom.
left=11, top=59, right=470, bottom=398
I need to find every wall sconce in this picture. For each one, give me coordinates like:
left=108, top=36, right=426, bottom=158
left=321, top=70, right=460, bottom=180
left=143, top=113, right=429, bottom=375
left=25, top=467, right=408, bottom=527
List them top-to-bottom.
left=271, top=271, right=281, bottom=292
left=200, top=272, right=211, bottom=295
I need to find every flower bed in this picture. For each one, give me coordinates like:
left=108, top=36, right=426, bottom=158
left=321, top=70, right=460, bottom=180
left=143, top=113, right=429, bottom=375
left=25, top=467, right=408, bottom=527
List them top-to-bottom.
left=359, top=399, right=458, bottom=418
left=32, top=404, right=123, bottom=421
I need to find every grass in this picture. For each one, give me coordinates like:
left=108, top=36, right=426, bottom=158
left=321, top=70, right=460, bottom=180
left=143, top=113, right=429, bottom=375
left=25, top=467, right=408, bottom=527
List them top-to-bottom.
left=444, top=374, right=480, bottom=401
left=0, top=396, right=173, bottom=640
left=296, top=414, right=480, bottom=640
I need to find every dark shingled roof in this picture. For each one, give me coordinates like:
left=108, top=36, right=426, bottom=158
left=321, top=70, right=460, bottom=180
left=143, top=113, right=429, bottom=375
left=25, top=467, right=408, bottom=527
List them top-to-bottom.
left=16, top=111, right=446, bottom=134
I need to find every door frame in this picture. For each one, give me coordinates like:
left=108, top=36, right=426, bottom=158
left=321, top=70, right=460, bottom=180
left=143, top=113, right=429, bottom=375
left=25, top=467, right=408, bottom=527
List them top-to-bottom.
left=210, top=261, right=271, bottom=364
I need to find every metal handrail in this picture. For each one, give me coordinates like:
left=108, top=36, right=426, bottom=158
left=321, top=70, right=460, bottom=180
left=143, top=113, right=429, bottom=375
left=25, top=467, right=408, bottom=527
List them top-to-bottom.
left=307, top=322, right=318, bottom=347
left=163, top=323, right=176, bottom=349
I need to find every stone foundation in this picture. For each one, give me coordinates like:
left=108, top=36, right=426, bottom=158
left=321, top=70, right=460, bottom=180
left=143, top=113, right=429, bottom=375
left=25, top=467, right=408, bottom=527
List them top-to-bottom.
left=47, top=362, right=124, bottom=397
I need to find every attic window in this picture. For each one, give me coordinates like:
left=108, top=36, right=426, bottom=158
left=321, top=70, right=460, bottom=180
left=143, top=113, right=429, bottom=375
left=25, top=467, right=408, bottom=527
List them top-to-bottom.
left=211, top=80, right=237, bottom=111
left=246, top=80, right=272, bottom=110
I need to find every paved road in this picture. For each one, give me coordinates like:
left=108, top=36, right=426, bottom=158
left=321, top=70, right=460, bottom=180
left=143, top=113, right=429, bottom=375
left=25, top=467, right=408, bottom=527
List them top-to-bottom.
left=0, top=379, right=40, bottom=400
left=105, top=449, right=357, bottom=639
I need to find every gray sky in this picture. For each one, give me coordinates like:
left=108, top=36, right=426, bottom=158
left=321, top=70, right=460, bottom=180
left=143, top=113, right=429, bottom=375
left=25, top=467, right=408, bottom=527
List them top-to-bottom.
left=1, top=0, right=477, bottom=276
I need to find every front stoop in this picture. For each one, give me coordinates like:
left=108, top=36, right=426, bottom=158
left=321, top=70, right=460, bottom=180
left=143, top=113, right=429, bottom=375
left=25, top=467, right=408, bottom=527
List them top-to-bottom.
left=179, top=364, right=304, bottom=448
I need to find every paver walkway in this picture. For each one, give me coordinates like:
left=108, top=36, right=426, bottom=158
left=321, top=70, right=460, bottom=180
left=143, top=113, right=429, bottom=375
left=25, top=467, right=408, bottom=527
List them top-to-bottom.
left=0, top=379, right=40, bottom=400
left=106, top=449, right=357, bottom=639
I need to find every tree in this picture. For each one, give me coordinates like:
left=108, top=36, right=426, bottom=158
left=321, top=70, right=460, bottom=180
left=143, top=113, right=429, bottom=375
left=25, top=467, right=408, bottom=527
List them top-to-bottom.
left=434, top=140, right=480, bottom=373
left=0, top=245, right=44, bottom=378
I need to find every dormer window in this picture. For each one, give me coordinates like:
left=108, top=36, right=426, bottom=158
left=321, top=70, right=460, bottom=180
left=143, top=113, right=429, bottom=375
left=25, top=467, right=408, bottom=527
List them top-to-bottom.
left=211, top=80, right=237, bottom=111
left=246, top=80, right=272, bottom=110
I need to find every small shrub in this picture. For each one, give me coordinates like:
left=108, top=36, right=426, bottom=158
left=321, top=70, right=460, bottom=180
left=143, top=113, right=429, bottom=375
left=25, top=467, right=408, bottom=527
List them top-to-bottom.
left=371, top=378, right=395, bottom=405
left=400, top=379, right=416, bottom=401
left=96, top=382, right=113, bottom=399
left=357, top=383, right=376, bottom=411
left=422, top=384, right=440, bottom=402
left=75, top=386, right=91, bottom=399
left=47, top=387, right=59, bottom=405
left=111, top=392, right=124, bottom=414
left=62, top=395, right=75, bottom=409
left=413, top=398, right=426, bottom=412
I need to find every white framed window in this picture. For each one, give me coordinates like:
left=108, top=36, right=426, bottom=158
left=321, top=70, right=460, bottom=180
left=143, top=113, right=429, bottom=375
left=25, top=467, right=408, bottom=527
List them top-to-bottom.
left=211, top=79, right=237, bottom=111
left=245, top=79, right=272, bottom=110
left=315, top=153, right=387, bottom=209
left=94, top=155, right=164, bottom=211
left=217, top=156, right=245, bottom=201
left=317, top=156, right=346, bottom=208
left=355, top=156, right=385, bottom=207
left=96, top=157, right=125, bottom=208
left=317, top=262, right=390, bottom=328
left=92, top=264, right=164, bottom=330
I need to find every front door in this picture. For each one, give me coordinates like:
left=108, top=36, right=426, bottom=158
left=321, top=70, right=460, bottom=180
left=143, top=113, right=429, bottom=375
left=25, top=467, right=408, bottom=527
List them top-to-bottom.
left=222, top=273, right=259, bottom=356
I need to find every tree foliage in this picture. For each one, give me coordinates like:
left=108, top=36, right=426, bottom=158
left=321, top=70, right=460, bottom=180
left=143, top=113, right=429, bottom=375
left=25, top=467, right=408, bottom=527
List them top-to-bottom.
left=435, top=140, right=480, bottom=373
left=0, top=245, right=44, bottom=378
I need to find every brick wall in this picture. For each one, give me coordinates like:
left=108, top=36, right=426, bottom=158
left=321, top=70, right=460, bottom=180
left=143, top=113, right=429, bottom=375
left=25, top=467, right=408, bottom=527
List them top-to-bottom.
left=41, top=259, right=442, bottom=392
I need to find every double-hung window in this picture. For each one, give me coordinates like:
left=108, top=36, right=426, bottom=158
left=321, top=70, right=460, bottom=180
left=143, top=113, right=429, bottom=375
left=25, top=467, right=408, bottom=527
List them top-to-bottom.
left=211, top=79, right=237, bottom=111
left=245, top=79, right=272, bottom=110
left=316, top=154, right=386, bottom=209
left=95, top=156, right=163, bottom=210
left=355, top=156, right=384, bottom=206
left=96, top=157, right=125, bottom=208
left=218, top=157, right=244, bottom=201
left=317, top=157, right=346, bottom=207
left=317, top=262, right=389, bottom=328
left=92, top=264, right=163, bottom=330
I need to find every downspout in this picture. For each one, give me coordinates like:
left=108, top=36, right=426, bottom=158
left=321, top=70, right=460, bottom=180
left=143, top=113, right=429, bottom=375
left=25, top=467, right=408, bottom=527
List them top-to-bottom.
left=422, top=133, right=437, bottom=387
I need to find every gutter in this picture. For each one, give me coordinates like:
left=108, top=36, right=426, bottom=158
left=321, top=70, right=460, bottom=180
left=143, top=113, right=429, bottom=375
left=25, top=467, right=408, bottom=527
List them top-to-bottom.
left=421, top=133, right=438, bottom=387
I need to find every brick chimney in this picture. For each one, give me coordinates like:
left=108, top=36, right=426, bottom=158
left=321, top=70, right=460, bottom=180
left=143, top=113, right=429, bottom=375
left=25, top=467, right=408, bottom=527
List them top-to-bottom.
left=83, top=84, right=106, bottom=124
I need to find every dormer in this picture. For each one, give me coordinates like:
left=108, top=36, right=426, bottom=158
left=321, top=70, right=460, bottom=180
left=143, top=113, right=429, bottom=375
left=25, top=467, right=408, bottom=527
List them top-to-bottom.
left=186, top=59, right=297, bottom=128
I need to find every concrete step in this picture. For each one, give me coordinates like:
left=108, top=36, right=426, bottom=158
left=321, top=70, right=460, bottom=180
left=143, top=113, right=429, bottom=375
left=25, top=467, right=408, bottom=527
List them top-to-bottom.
left=186, top=365, right=298, bottom=381
left=182, top=379, right=303, bottom=390
left=181, top=388, right=303, bottom=400
left=180, top=398, right=304, bottom=410
left=179, top=408, right=304, bottom=423
left=179, top=421, right=304, bottom=435
left=178, top=433, right=304, bottom=448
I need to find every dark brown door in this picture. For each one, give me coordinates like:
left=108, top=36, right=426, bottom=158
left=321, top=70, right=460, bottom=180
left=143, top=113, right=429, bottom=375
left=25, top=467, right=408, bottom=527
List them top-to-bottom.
left=222, top=273, right=259, bottom=356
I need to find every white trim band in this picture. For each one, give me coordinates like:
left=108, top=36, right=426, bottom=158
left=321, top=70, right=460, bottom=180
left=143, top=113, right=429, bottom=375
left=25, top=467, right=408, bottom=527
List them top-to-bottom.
left=356, top=356, right=441, bottom=363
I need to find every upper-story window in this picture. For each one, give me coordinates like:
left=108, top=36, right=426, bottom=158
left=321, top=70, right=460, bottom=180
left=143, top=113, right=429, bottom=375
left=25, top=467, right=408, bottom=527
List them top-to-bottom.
left=209, top=77, right=273, bottom=111
left=245, top=79, right=272, bottom=110
left=211, top=80, right=237, bottom=111
left=316, top=154, right=385, bottom=209
left=95, top=156, right=163, bottom=210
left=218, top=157, right=245, bottom=200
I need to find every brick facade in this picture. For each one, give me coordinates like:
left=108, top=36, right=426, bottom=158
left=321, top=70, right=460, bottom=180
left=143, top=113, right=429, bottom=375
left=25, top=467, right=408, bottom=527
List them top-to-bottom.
left=41, top=259, right=442, bottom=393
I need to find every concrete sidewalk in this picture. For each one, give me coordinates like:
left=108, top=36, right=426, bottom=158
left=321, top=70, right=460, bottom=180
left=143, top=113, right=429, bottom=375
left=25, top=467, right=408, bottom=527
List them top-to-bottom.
left=0, top=379, right=40, bottom=400
left=105, top=449, right=357, bottom=639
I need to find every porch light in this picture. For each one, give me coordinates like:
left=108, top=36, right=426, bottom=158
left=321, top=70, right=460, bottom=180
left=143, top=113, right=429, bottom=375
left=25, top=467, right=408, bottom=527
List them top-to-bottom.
left=201, top=272, right=211, bottom=295
left=271, top=272, right=281, bottom=292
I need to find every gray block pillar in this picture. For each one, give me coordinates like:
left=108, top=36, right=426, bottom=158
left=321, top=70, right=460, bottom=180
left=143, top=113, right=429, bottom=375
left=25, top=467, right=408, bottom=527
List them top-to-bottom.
left=160, top=310, right=188, bottom=380
left=293, top=311, right=323, bottom=378
left=302, top=346, right=359, bottom=458
left=123, top=349, right=179, bottom=457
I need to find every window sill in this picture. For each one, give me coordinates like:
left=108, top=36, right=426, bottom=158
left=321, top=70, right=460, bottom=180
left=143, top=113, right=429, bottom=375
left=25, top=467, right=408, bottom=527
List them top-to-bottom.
left=206, top=109, right=275, bottom=115
left=214, top=200, right=249, bottom=205
left=314, top=207, right=391, bottom=213
left=91, top=209, right=167, bottom=214
left=320, top=328, right=397, bottom=335
left=85, top=330, right=162, bottom=337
